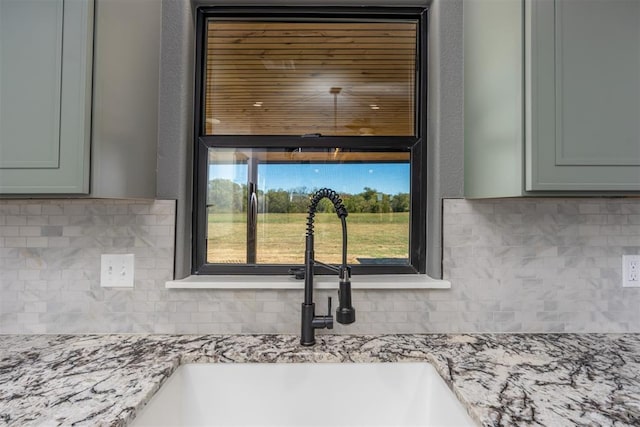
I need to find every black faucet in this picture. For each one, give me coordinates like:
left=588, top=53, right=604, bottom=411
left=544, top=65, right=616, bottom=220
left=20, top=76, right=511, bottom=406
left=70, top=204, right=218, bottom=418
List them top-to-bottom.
left=299, top=188, right=356, bottom=346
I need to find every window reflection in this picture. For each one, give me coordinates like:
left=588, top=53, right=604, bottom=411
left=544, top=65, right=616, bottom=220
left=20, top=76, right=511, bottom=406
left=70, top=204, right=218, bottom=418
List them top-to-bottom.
left=204, top=21, right=417, bottom=136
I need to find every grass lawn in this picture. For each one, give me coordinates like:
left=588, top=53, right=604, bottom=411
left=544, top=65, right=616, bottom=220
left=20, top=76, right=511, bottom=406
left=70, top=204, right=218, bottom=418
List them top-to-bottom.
left=207, top=212, right=409, bottom=265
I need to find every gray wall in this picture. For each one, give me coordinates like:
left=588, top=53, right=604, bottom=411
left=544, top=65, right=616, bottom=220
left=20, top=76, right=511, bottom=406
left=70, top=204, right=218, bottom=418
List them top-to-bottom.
left=91, top=0, right=161, bottom=199
left=156, top=0, right=465, bottom=279
left=427, top=0, right=465, bottom=274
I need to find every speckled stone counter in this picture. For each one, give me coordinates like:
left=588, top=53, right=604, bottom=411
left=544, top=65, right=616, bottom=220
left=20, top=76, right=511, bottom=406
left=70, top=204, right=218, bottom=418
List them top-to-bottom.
left=1, top=334, right=639, bottom=426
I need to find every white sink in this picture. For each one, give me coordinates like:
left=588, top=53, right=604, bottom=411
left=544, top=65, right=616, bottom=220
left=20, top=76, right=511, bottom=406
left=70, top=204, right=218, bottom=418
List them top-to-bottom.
left=133, top=362, right=476, bottom=427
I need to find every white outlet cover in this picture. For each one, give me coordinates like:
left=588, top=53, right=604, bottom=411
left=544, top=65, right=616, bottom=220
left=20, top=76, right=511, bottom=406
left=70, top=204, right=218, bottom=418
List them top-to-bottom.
left=101, top=254, right=135, bottom=288
left=622, top=255, right=640, bottom=288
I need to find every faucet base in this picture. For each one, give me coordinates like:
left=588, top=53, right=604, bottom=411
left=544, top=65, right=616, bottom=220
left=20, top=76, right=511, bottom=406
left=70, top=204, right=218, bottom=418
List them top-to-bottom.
left=300, top=302, right=333, bottom=346
left=300, top=303, right=317, bottom=346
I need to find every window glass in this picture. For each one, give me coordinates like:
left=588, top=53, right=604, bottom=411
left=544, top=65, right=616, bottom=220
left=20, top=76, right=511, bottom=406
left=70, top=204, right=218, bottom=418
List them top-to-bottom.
left=204, top=21, right=416, bottom=136
left=206, top=148, right=410, bottom=266
left=206, top=161, right=247, bottom=264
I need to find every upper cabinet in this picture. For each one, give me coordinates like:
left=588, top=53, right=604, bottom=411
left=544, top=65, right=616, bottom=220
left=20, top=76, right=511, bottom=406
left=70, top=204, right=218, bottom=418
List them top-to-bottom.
left=0, top=0, right=93, bottom=194
left=0, top=0, right=160, bottom=198
left=465, top=0, right=640, bottom=197
left=527, top=0, right=640, bottom=191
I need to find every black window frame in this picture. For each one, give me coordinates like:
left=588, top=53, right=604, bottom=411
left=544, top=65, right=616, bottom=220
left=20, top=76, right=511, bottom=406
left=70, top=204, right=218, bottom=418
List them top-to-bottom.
left=192, top=6, right=428, bottom=276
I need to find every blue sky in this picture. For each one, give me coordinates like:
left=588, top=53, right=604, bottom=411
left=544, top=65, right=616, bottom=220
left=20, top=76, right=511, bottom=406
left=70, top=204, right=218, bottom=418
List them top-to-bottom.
left=209, top=163, right=410, bottom=195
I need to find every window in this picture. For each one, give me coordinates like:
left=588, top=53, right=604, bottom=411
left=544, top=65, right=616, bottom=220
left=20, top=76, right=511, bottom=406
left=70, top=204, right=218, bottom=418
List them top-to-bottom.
left=193, top=7, right=427, bottom=276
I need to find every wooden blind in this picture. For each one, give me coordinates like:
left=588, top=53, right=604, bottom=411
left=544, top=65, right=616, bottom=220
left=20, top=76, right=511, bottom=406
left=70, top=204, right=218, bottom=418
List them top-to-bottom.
left=205, top=21, right=417, bottom=136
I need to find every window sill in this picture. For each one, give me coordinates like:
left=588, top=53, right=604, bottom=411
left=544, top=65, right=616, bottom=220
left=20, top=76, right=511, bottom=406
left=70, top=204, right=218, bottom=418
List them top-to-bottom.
left=165, top=274, right=450, bottom=290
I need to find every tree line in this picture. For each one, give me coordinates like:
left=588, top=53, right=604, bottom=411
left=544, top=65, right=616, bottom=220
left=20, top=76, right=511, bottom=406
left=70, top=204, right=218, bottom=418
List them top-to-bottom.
left=208, top=179, right=409, bottom=214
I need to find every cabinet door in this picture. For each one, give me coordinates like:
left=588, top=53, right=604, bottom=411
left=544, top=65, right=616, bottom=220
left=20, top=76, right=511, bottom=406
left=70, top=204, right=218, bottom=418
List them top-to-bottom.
left=0, top=0, right=93, bottom=194
left=526, top=0, right=640, bottom=191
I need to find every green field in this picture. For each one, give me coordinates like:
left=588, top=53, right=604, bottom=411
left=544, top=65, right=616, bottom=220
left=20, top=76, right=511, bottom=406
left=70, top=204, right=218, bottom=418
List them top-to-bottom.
left=207, top=212, right=409, bottom=264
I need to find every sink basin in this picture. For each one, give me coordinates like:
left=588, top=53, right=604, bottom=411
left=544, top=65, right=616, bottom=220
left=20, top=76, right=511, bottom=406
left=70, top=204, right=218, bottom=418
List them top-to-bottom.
left=133, top=362, right=475, bottom=426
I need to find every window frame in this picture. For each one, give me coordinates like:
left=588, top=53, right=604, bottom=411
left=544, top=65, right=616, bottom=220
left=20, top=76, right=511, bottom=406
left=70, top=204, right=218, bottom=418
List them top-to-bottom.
left=192, top=6, right=428, bottom=276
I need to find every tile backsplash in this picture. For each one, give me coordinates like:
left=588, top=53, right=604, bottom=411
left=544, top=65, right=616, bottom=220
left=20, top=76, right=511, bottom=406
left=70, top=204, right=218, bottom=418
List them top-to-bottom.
left=1, top=197, right=639, bottom=334
left=442, top=198, right=640, bottom=332
left=0, top=200, right=175, bottom=334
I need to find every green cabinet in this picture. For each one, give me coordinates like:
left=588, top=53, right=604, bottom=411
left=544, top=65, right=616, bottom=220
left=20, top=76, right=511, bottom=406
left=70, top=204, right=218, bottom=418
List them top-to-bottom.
left=0, top=0, right=93, bottom=194
left=465, top=0, right=640, bottom=197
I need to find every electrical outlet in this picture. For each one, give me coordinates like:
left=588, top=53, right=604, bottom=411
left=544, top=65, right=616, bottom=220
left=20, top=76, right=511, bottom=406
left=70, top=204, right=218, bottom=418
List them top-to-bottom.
left=100, top=254, right=135, bottom=288
left=622, top=255, right=640, bottom=288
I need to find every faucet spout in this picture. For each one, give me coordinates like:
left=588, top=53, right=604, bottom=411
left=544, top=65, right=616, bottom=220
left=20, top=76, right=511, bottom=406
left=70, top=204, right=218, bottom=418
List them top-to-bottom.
left=300, top=188, right=355, bottom=346
left=336, top=265, right=355, bottom=325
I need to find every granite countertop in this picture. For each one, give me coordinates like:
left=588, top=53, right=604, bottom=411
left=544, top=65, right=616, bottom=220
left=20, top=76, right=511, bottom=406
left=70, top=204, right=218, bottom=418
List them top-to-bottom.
left=1, top=334, right=639, bottom=426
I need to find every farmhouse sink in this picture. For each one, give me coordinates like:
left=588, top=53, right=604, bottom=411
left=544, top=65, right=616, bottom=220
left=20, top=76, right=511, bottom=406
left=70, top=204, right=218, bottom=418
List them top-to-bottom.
left=132, top=362, right=476, bottom=426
